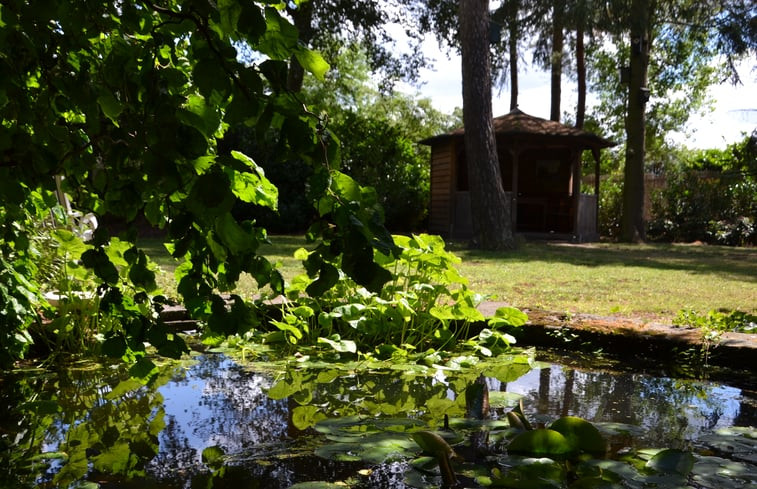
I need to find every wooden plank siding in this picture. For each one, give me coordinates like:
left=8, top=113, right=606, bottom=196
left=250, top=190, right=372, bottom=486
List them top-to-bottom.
left=428, top=142, right=454, bottom=235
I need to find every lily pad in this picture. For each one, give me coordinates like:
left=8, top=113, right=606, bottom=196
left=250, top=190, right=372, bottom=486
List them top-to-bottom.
left=487, top=390, right=524, bottom=409
left=549, top=416, right=607, bottom=455
left=696, top=426, right=757, bottom=464
left=508, top=429, right=577, bottom=458
left=315, top=431, right=419, bottom=464
left=646, top=448, right=695, bottom=476
left=691, top=454, right=757, bottom=487
left=489, top=457, right=566, bottom=488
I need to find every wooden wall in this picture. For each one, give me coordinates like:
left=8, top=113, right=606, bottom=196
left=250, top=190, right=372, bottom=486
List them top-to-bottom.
left=428, top=141, right=454, bottom=235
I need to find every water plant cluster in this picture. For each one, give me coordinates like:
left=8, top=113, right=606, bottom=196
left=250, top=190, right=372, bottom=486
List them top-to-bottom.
left=204, top=233, right=528, bottom=364
left=7, top=351, right=755, bottom=489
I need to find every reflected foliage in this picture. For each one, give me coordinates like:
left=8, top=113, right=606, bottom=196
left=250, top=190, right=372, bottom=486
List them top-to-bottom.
left=2, top=352, right=755, bottom=488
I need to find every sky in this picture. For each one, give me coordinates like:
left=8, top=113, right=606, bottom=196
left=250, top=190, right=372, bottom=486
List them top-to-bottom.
left=398, top=39, right=757, bottom=150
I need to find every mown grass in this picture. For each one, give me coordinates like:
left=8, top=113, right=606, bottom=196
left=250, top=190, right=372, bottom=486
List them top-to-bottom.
left=140, top=236, right=757, bottom=323
left=449, top=241, right=756, bottom=321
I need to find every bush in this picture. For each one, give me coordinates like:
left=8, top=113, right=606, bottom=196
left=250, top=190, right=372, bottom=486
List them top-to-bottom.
left=646, top=135, right=757, bottom=246
left=598, top=173, right=624, bottom=239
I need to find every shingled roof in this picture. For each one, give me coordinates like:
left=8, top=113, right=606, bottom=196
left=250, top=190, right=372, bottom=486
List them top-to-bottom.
left=420, top=108, right=615, bottom=149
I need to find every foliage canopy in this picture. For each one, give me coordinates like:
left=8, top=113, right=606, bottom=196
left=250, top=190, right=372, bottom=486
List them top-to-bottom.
left=0, top=0, right=438, bottom=367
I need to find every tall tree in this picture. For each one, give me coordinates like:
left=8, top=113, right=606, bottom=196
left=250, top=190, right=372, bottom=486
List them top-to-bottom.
left=459, top=0, right=514, bottom=249
left=492, top=0, right=523, bottom=110
left=550, top=0, right=566, bottom=121
left=571, top=0, right=591, bottom=128
left=621, top=0, right=652, bottom=242
left=284, top=1, right=429, bottom=92
left=507, top=1, right=521, bottom=110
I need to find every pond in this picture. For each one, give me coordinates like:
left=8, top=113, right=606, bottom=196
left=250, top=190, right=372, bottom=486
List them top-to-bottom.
left=2, top=348, right=756, bottom=488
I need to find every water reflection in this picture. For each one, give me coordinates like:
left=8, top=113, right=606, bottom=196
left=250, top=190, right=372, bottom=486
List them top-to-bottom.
left=1, top=351, right=755, bottom=488
left=150, top=355, right=289, bottom=479
left=494, top=363, right=754, bottom=448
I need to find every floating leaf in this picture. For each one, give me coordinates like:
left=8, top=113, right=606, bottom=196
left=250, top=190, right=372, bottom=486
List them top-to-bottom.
left=318, top=335, right=357, bottom=354
left=488, top=390, right=524, bottom=409
left=292, top=405, right=326, bottom=430
left=549, top=416, right=607, bottom=455
left=508, top=429, right=576, bottom=458
left=201, top=445, right=225, bottom=469
left=646, top=448, right=695, bottom=476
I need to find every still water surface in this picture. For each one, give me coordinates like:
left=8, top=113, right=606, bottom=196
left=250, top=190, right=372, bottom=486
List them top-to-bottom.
left=3, top=349, right=755, bottom=488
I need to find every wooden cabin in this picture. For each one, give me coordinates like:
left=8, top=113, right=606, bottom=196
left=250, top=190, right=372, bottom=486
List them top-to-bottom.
left=420, top=109, right=615, bottom=242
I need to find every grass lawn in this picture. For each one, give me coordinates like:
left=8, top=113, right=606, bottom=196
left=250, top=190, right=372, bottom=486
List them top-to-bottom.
left=140, top=236, right=757, bottom=324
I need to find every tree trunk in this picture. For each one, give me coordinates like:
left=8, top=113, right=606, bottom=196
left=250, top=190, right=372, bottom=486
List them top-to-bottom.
left=459, top=0, right=514, bottom=250
left=508, top=0, right=520, bottom=110
left=550, top=0, right=565, bottom=122
left=621, top=0, right=651, bottom=242
left=286, top=1, right=315, bottom=92
left=575, top=27, right=586, bottom=129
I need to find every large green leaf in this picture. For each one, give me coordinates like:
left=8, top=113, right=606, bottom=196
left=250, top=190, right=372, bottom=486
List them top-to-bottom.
left=217, top=0, right=242, bottom=35
left=294, top=48, right=330, bottom=80
left=97, top=92, right=123, bottom=125
left=176, top=94, right=220, bottom=139
left=229, top=151, right=278, bottom=209
left=214, top=213, right=255, bottom=254
left=317, top=335, right=357, bottom=354
left=549, top=416, right=607, bottom=455
left=508, top=429, right=577, bottom=458
left=646, top=448, right=695, bottom=476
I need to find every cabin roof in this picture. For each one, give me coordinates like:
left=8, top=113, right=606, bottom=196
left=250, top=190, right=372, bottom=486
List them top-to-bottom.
left=420, top=108, right=616, bottom=149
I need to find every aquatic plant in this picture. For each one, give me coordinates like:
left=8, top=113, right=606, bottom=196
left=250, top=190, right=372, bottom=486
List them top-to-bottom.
left=212, top=233, right=528, bottom=361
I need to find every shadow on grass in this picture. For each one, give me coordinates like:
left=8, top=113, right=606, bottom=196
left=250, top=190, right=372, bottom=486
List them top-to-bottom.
left=138, top=234, right=757, bottom=284
left=449, top=240, right=757, bottom=283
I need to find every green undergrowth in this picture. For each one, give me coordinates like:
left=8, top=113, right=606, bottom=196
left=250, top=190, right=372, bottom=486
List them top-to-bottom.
left=200, top=233, right=529, bottom=363
left=673, top=308, right=757, bottom=334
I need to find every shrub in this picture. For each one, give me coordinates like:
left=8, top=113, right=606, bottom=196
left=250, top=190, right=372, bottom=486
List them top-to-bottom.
left=646, top=134, right=757, bottom=245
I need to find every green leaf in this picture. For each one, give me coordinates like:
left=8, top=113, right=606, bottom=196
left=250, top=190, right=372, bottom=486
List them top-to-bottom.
left=217, top=0, right=242, bottom=34
left=294, top=48, right=330, bottom=80
left=192, top=57, right=230, bottom=99
left=97, top=92, right=123, bottom=125
left=176, top=94, right=220, bottom=139
left=229, top=151, right=278, bottom=209
left=187, top=172, right=234, bottom=217
left=214, top=213, right=255, bottom=254
left=306, top=262, right=339, bottom=297
left=489, top=306, right=529, bottom=328
left=102, top=335, right=127, bottom=358
left=317, top=335, right=357, bottom=354
left=129, top=357, right=157, bottom=379
left=266, top=379, right=300, bottom=400
left=292, top=405, right=326, bottom=430
left=548, top=416, right=607, bottom=455
left=508, top=429, right=576, bottom=458
left=201, top=445, right=225, bottom=469
left=646, top=449, right=695, bottom=476
left=288, top=483, right=346, bottom=489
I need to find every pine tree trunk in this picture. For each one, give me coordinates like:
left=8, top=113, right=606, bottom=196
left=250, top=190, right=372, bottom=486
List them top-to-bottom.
left=459, top=0, right=514, bottom=250
left=508, top=0, right=520, bottom=110
left=550, top=0, right=565, bottom=122
left=621, top=0, right=651, bottom=242
left=575, top=27, right=586, bottom=129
